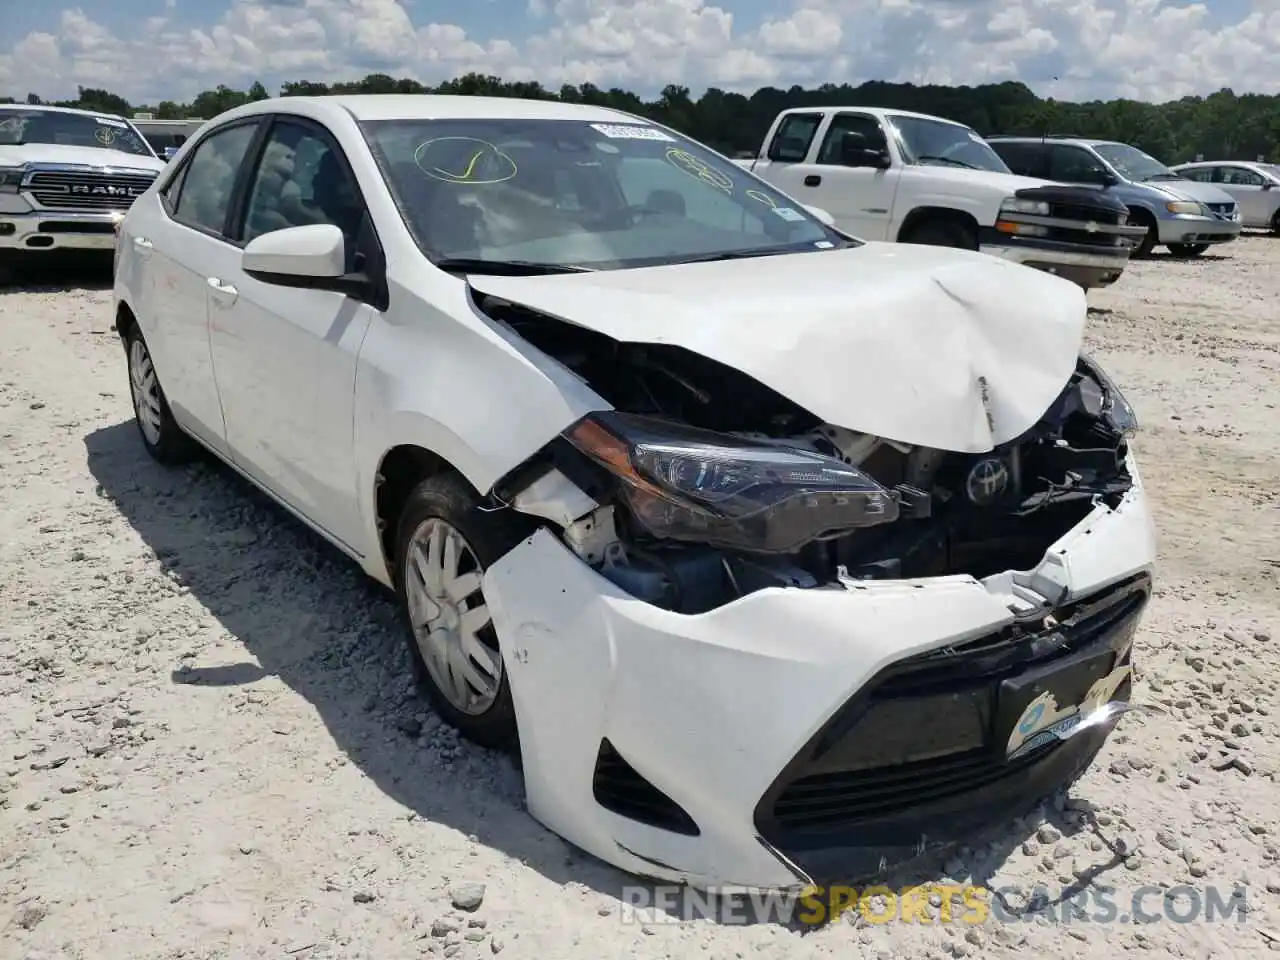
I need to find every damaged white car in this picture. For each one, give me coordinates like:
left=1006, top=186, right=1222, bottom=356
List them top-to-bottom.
left=112, top=95, right=1158, bottom=892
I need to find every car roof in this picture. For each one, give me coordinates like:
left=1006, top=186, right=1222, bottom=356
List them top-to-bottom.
left=222, top=94, right=643, bottom=125
left=0, top=102, right=129, bottom=122
left=780, top=106, right=972, bottom=127
left=988, top=135, right=1114, bottom=147
left=1171, top=159, right=1261, bottom=168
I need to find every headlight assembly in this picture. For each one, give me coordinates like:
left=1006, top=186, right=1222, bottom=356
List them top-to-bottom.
left=0, top=166, right=25, bottom=193
left=1000, top=197, right=1051, bottom=216
left=1165, top=200, right=1205, bottom=216
left=1079, top=354, right=1139, bottom=437
left=565, top=412, right=899, bottom=553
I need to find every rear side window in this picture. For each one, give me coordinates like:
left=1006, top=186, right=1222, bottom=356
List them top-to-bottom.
left=767, top=113, right=822, bottom=163
left=171, top=122, right=260, bottom=235
left=990, top=141, right=1047, bottom=178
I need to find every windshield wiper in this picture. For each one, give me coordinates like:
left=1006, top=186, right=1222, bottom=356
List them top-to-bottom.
left=916, top=155, right=980, bottom=169
left=1140, top=172, right=1183, bottom=181
left=668, top=247, right=812, bottom=266
left=433, top=258, right=594, bottom=276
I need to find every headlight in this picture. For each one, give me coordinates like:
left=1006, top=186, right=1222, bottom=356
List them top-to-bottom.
left=0, top=166, right=25, bottom=193
left=1000, top=197, right=1051, bottom=216
left=1165, top=200, right=1204, bottom=216
left=1079, top=355, right=1138, bottom=437
left=565, top=412, right=899, bottom=553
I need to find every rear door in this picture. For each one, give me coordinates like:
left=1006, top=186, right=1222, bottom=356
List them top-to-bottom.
left=136, top=118, right=263, bottom=456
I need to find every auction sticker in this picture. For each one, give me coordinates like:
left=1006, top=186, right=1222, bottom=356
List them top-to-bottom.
left=94, top=117, right=128, bottom=128
left=591, top=123, right=675, bottom=142
left=771, top=206, right=806, bottom=222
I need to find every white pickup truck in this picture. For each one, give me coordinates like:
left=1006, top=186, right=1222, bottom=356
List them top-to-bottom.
left=0, top=104, right=166, bottom=267
left=736, top=107, right=1147, bottom=289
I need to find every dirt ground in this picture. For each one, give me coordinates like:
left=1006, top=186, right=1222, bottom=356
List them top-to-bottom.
left=1, top=238, right=1278, bottom=960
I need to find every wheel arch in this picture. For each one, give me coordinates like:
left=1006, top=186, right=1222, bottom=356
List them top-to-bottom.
left=896, top=205, right=982, bottom=243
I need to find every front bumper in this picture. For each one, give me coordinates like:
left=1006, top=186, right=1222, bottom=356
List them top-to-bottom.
left=0, top=211, right=123, bottom=252
left=1156, top=216, right=1242, bottom=246
left=978, top=218, right=1144, bottom=289
left=482, top=452, right=1159, bottom=891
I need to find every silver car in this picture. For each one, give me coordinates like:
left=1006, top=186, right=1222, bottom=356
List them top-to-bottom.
left=1170, top=160, right=1280, bottom=233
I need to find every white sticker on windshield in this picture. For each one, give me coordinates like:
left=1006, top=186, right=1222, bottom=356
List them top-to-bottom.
left=95, top=117, right=128, bottom=128
left=591, top=123, right=676, bottom=142
left=772, top=206, right=806, bottom=222
left=814, top=240, right=835, bottom=248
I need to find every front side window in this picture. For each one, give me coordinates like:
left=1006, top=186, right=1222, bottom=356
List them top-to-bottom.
left=0, top=108, right=155, bottom=158
left=816, top=113, right=889, bottom=165
left=887, top=115, right=1011, bottom=174
left=361, top=118, right=849, bottom=270
left=243, top=120, right=364, bottom=245
left=171, top=122, right=260, bottom=235
left=990, top=142, right=1048, bottom=179
left=1092, top=143, right=1178, bottom=182
left=1047, top=145, right=1111, bottom=184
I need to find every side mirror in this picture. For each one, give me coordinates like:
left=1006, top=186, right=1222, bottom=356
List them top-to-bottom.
left=839, top=132, right=890, bottom=169
left=1086, top=165, right=1118, bottom=186
left=802, top=204, right=835, bottom=226
left=243, top=223, right=347, bottom=283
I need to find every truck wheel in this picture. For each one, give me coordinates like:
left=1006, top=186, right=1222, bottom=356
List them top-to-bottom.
left=1126, top=209, right=1157, bottom=258
left=902, top=219, right=978, bottom=251
left=1168, top=243, right=1209, bottom=258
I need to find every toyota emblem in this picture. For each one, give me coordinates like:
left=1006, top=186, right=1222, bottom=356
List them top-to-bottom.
left=965, top=457, right=1010, bottom=506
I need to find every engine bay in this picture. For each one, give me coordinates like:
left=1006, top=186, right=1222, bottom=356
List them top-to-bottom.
left=486, top=299, right=1136, bottom=613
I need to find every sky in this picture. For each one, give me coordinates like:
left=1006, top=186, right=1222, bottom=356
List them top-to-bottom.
left=0, top=0, right=1275, bottom=107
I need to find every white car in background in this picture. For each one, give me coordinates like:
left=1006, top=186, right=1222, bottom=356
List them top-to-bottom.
left=112, top=94, right=1157, bottom=892
left=0, top=104, right=164, bottom=261
left=1170, top=160, right=1280, bottom=232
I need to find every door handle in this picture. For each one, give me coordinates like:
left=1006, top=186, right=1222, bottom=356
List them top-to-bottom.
left=803, top=175, right=822, bottom=187
left=132, top=236, right=153, bottom=251
left=206, top=276, right=239, bottom=304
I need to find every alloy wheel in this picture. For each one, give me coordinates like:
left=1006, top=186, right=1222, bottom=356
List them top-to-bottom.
left=129, top=338, right=163, bottom=446
left=403, top=517, right=503, bottom=715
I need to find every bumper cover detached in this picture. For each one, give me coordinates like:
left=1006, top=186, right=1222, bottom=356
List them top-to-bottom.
left=0, top=212, right=122, bottom=252
left=481, top=454, right=1158, bottom=892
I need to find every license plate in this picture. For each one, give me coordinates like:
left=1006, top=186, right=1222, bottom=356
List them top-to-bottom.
left=997, top=643, right=1121, bottom=761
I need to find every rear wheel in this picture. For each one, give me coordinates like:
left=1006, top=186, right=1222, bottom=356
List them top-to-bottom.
left=1271, top=209, right=1280, bottom=235
left=901, top=218, right=978, bottom=250
left=1168, top=243, right=1209, bottom=258
left=123, top=325, right=197, bottom=464
left=393, top=472, right=534, bottom=752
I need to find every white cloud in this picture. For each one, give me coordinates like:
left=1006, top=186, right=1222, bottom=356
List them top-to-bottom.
left=0, top=0, right=1276, bottom=106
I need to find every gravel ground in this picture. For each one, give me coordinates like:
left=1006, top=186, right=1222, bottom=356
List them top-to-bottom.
left=1, top=239, right=1278, bottom=960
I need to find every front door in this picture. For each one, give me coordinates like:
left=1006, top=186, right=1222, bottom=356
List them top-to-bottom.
left=207, top=115, right=378, bottom=553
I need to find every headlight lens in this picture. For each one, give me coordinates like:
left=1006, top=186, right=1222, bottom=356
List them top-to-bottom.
left=0, top=165, right=25, bottom=193
left=1000, top=197, right=1051, bottom=216
left=1165, top=200, right=1204, bottom=216
left=1079, top=355, right=1138, bottom=437
left=565, top=412, right=899, bottom=553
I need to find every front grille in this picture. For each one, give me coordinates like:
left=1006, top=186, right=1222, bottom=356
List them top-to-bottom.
left=25, top=170, right=155, bottom=211
left=1206, top=202, right=1238, bottom=220
left=756, top=573, right=1150, bottom=838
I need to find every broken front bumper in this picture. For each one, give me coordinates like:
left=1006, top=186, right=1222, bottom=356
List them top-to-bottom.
left=481, top=453, right=1158, bottom=892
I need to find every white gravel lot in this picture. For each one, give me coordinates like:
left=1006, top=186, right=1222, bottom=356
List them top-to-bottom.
left=1, top=239, right=1278, bottom=960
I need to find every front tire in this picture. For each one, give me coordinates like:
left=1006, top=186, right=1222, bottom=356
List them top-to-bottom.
left=1126, top=209, right=1158, bottom=258
left=1168, top=243, right=1209, bottom=258
left=124, top=325, right=197, bottom=464
left=393, top=472, right=534, bottom=752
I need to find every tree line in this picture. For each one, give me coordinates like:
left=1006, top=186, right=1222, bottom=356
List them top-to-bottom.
left=6, top=72, right=1279, bottom=163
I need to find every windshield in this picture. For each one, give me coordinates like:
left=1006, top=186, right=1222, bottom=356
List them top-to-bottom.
left=0, top=108, right=155, bottom=158
left=886, top=114, right=1012, bottom=174
left=359, top=117, right=849, bottom=270
left=1092, top=143, right=1176, bottom=182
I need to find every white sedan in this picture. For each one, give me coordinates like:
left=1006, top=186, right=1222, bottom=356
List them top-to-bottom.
left=112, top=94, right=1158, bottom=892
left=1170, top=159, right=1280, bottom=232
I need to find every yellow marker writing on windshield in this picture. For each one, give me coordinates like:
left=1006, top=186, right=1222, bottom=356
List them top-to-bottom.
left=440, top=149, right=485, bottom=181
left=745, top=189, right=776, bottom=207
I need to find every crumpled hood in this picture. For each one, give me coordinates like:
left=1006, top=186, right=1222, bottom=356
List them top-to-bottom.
left=0, top=143, right=164, bottom=174
left=469, top=243, right=1086, bottom=453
